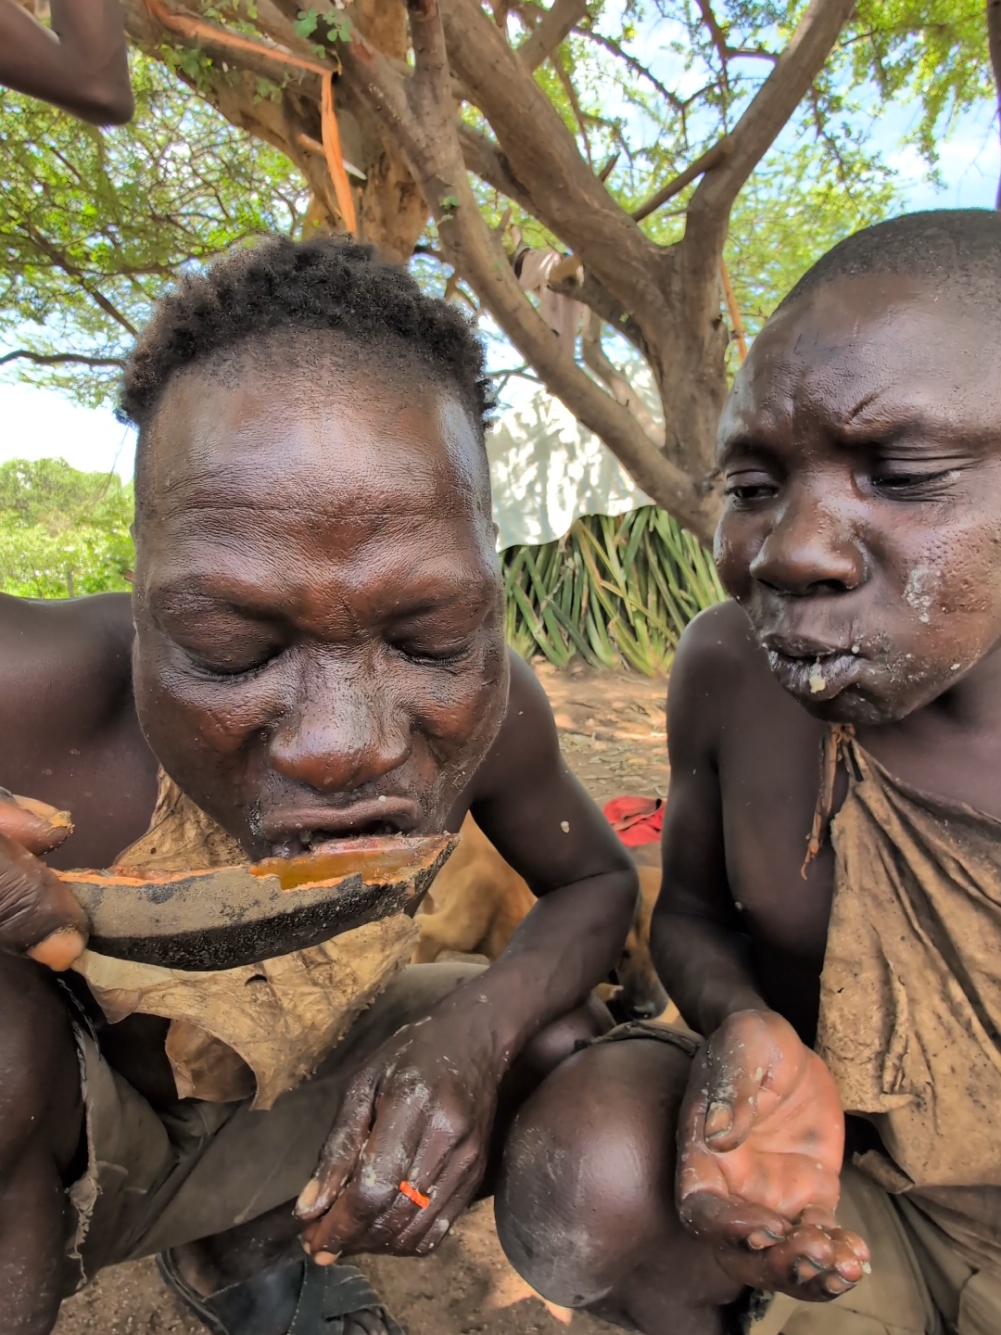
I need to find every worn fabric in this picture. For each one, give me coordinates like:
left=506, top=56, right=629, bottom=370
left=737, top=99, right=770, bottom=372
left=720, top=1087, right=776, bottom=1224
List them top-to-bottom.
left=513, top=247, right=581, bottom=356
left=815, top=735, right=1001, bottom=1274
left=71, top=770, right=418, bottom=1107
left=65, top=962, right=483, bottom=1289
left=747, top=1166, right=1001, bottom=1335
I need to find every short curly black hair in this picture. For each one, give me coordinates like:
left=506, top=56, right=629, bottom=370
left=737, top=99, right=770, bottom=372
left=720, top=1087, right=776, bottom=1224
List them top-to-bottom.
left=119, top=235, right=494, bottom=435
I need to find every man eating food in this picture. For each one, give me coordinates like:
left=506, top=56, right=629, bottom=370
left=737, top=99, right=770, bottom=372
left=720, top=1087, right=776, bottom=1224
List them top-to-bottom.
left=0, top=236, right=636, bottom=1335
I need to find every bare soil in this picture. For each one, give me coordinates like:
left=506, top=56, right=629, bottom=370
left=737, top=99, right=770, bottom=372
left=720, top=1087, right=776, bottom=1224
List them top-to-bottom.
left=54, top=660, right=669, bottom=1335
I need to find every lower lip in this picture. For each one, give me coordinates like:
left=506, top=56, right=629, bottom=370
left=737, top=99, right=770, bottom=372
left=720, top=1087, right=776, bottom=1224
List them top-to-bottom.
left=767, top=651, right=864, bottom=701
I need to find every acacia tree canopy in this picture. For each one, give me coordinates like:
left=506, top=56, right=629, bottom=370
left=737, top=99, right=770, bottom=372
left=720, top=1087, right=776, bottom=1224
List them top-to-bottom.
left=1, top=0, right=996, bottom=538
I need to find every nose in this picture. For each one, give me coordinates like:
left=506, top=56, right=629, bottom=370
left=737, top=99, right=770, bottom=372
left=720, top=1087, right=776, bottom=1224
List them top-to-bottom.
left=749, top=482, right=864, bottom=596
left=268, top=654, right=411, bottom=794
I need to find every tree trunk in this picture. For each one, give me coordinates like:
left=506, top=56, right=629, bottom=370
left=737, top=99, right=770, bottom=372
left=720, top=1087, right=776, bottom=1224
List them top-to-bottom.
left=120, top=0, right=856, bottom=543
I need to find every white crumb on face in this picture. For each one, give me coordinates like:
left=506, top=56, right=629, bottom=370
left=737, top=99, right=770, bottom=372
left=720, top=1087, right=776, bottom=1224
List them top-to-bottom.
left=808, top=659, right=826, bottom=694
left=560, top=820, right=570, bottom=832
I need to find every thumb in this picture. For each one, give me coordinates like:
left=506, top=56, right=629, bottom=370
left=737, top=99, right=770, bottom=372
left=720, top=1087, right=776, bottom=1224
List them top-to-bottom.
left=0, top=789, right=74, bottom=857
left=0, top=831, right=88, bottom=968
left=701, top=1016, right=773, bottom=1153
left=296, top=1064, right=381, bottom=1219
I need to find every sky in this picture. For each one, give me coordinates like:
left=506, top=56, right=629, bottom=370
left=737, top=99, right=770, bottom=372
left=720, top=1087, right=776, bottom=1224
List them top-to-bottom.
left=2, top=89, right=999, bottom=484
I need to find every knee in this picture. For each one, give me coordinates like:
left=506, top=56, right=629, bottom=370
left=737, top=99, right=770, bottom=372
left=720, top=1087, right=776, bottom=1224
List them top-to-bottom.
left=0, top=956, right=80, bottom=1166
left=496, top=1036, right=691, bottom=1309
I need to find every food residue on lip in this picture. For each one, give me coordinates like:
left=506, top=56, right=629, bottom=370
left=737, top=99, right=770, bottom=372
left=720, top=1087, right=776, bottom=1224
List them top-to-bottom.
left=808, top=658, right=826, bottom=694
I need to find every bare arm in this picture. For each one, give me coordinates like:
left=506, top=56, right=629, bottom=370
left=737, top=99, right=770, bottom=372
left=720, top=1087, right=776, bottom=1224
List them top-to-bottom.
left=0, top=0, right=134, bottom=124
left=651, top=606, right=868, bottom=1301
left=651, top=607, right=765, bottom=1035
left=296, top=650, right=637, bottom=1259
left=450, top=650, right=637, bottom=1057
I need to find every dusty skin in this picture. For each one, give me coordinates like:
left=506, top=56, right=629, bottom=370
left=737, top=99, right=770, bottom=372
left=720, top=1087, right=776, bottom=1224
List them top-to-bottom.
left=50, top=660, right=663, bottom=1335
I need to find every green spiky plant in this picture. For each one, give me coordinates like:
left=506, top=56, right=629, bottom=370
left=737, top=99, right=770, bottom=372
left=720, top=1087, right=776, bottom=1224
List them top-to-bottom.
left=502, top=507, right=725, bottom=676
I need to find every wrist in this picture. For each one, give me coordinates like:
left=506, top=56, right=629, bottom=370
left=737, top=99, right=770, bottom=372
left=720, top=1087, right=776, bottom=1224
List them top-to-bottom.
left=427, top=985, right=520, bottom=1075
left=704, top=987, right=769, bottom=1035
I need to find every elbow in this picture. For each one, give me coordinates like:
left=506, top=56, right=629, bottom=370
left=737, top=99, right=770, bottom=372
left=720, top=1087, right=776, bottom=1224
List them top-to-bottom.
left=72, top=76, right=135, bottom=126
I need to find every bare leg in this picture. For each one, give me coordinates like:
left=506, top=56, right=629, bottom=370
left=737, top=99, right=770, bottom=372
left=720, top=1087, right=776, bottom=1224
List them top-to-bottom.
left=0, top=957, right=84, bottom=1334
left=496, top=1036, right=743, bottom=1334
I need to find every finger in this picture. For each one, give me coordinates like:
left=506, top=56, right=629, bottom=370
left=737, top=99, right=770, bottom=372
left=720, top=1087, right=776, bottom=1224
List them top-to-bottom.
left=0, top=791, right=73, bottom=857
left=0, top=831, right=88, bottom=964
left=296, top=1065, right=382, bottom=1221
left=302, top=1088, right=429, bottom=1255
left=401, top=1146, right=482, bottom=1256
left=679, top=1188, right=791, bottom=1249
left=827, top=1226, right=870, bottom=1283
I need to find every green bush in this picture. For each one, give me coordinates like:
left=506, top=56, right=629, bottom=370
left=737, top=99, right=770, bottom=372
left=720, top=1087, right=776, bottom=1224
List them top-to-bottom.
left=0, top=458, right=135, bottom=597
left=503, top=506, right=724, bottom=675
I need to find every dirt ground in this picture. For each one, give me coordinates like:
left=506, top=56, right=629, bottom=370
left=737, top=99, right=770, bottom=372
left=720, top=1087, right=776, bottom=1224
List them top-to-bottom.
left=54, top=659, right=670, bottom=1335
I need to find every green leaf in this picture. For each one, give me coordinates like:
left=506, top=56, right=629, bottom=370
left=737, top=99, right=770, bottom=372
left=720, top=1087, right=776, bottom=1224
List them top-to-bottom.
left=293, top=8, right=319, bottom=38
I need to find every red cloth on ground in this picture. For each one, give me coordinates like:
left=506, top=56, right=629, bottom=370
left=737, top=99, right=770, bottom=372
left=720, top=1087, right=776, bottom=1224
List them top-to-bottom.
left=603, top=795, right=664, bottom=847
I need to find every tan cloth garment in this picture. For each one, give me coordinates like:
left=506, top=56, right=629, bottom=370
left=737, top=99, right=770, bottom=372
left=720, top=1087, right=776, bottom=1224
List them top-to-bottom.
left=815, top=732, right=1001, bottom=1275
left=72, top=770, right=418, bottom=1109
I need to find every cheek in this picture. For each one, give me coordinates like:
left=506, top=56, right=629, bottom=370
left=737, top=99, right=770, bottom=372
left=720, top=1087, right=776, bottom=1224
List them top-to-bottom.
left=714, top=510, right=759, bottom=599
left=133, top=627, right=284, bottom=764
left=407, top=635, right=509, bottom=760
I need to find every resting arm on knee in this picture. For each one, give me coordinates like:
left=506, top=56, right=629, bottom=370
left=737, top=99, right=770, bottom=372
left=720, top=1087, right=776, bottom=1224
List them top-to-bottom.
left=651, top=614, right=869, bottom=1301
left=296, top=651, right=637, bottom=1262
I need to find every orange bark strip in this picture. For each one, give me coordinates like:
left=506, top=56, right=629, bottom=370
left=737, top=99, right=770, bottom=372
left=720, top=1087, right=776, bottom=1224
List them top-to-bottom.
left=141, top=0, right=356, bottom=233
left=142, top=0, right=329, bottom=74
left=321, top=72, right=357, bottom=233
left=720, top=258, right=747, bottom=363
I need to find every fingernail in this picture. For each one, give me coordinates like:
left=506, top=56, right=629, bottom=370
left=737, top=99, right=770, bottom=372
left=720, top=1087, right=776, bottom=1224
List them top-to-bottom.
left=28, top=927, right=86, bottom=972
left=704, top=1101, right=732, bottom=1139
left=296, top=1179, right=320, bottom=1214
left=747, top=1231, right=771, bottom=1250
left=314, top=1250, right=339, bottom=1266
left=793, top=1258, right=823, bottom=1283
left=825, top=1275, right=851, bottom=1294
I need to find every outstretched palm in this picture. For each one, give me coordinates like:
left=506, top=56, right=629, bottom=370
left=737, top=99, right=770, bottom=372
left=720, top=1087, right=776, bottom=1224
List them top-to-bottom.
left=677, top=1009, right=869, bottom=1301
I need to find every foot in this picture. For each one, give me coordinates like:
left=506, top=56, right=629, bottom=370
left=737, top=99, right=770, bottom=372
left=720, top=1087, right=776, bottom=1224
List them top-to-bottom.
left=165, top=1246, right=397, bottom=1335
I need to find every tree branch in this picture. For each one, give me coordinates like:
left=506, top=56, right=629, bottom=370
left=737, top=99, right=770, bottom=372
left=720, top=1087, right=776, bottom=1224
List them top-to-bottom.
left=342, top=0, right=719, bottom=540
left=437, top=0, right=669, bottom=334
left=517, top=0, right=586, bottom=72
left=687, top=0, right=855, bottom=242
left=696, top=0, right=730, bottom=92
left=989, top=0, right=1001, bottom=208
left=456, top=120, right=535, bottom=212
left=632, top=137, right=731, bottom=222
left=24, top=227, right=139, bottom=334
left=580, top=311, right=660, bottom=444
left=0, top=349, right=127, bottom=369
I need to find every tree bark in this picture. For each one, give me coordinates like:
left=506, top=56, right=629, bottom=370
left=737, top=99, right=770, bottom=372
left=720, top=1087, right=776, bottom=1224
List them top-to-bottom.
left=119, top=0, right=854, bottom=541
left=988, top=0, right=1001, bottom=209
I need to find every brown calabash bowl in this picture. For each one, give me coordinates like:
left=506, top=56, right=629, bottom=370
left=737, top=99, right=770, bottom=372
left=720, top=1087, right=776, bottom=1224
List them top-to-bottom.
left=57, top=834, right=457, bottom=971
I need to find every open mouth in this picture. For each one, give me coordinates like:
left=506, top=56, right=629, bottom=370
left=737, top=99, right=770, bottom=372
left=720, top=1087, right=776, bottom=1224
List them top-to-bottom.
left=765, top=645, right=864, bottom=701
left=261, top=798, right=421, bottom=859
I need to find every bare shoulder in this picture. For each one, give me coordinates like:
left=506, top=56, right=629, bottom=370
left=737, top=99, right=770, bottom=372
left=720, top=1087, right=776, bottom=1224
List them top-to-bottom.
left=1, top=590, right=135, bottom=672
left=0, top=591, right=137, bottom=738
left=669, top=601, right=776, bottom=753
left=468, top=649, right=560, bottom=802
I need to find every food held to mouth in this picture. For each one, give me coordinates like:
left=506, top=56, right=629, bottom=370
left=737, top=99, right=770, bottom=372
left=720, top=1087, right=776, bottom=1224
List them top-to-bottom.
left=58, top=832, right=457, bottom=971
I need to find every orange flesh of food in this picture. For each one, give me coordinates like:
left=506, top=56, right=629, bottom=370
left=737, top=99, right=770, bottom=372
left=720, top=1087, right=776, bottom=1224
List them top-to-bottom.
left=57, top=836, right=451, bottom=894
left=252, top=836, right=452, bottom=892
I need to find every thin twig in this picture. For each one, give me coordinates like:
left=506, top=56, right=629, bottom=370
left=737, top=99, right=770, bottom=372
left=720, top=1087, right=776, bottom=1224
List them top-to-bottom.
left=632, top=137, right=731, bottom=221
left=0, top=350, right=127, bottom=368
